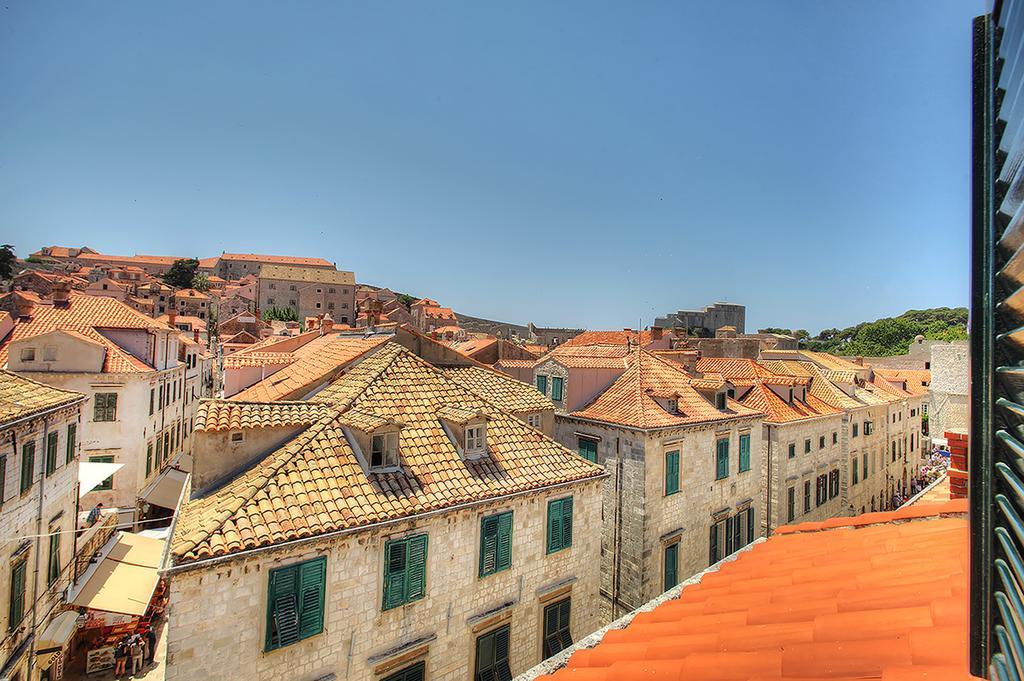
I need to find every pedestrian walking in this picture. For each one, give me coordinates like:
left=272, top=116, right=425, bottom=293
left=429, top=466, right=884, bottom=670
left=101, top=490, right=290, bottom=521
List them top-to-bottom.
left=145, top=627, right=157, bottom=664
left=130, top=633, right=144, bottom=676
left=114, top=636, right=128, bottom=677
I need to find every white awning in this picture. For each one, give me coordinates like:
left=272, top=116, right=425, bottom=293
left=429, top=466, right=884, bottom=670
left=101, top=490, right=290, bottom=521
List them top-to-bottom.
left=78, top=462, right=124, bottom=498
left=139, top=467, right=188, bottom=510
left=69, top=532, right=165, bottom=617
left=36, top=610, right=79, bottom=655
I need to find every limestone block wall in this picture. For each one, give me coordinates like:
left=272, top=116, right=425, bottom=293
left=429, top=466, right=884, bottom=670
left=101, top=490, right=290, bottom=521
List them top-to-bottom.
left=165, top=480, right=604, bottom=681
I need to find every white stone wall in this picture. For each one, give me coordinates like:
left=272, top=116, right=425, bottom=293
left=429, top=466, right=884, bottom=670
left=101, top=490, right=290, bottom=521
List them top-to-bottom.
left=165, top=480, right=604, bottom=681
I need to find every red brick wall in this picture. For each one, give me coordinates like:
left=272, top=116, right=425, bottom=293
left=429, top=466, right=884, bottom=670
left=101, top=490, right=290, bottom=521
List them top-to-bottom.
left=946, top=431, right=968, bottom=499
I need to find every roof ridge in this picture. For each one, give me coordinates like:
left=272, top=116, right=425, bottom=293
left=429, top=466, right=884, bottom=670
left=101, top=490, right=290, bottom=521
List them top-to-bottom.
left=774, top=499, right=968, bottom=535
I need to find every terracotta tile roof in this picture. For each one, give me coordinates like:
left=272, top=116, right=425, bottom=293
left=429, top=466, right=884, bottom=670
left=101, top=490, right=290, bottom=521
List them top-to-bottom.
left=77, top=252, right=181, bottom=266
left=218, top=253, right=335, bottom=268
left=256, top=264, right=354, bottom=284
left=174, top=288, right=209, bottom=300
left=0, top=292, right=166, bottom=373
left=422, top=306, right=457, bottom=320
left=156, top=315, right=207, bottom=331
left=561, top=330, right=653, bottom=348
left=229, top=334, right=390, bottom=402
left=444, top=337, right=497, bottom=358
left=172, top=343, right=603, bottom=563
left=542, top=344, right=633, bottom=370
left=571, top=349, right=761, bottom=429
left=799, top=350, right=869, bottom=373
left=223, top=351, right=297, bottom=369
left=695, top=357, right=809, bottom=387
left=497, top=358, right=539, bottom=369
left=760, top=360, right=865, bottom=411
left=441, top=365, right=553, bottom=413
left=873, top=369, right=931, bottom=397
left=0, top=370, right=85, bottom=426
left=869, top=373, right=914, bottom=399
left=739, top=383, right=843, bottom=424
left=195, top=400, right=332, bottom=432
left=541, top=499, right=975, bottom=681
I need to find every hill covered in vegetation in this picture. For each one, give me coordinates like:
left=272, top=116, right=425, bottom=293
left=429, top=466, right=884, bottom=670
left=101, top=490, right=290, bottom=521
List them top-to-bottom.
left=759, top=307, right=968, bottom=357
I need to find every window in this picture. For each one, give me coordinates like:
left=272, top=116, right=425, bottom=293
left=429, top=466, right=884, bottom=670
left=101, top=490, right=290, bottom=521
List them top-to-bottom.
left=43, top=346, right=57, bottom=362
left=20, top=347, right=35, bottom=362
left=536, top=375, right=548, bottom=394
left=551, top=376, right=564, bottom=402
left=149, top=388, right=154, bottom=416
left=93, top=392, right=117, bottom=422
left=715, top=392, right=726, bottom=409
left=526, top=413, right=542, bottom=429
left=864, top=421, right=873, bottom=435
left=852, top=423, right=859, bottom=438
left=66, top=424, right=76, bottom=464
left=465, top=425, right=486, bottom=454
left=45, top=431, right=58, bottom=476
left=371, top=431, right=400, bottom=468
left=163, top=432, right=170, bottom=461
left=230, top=432, right=244, bottom=443
left=833, top=432, right=838, bottom=445
left=738, top=434, right=750, bottom=472
left=155, top=436, right=163, bottom=465
left=819, top=436, right=825, bottom=449
left=578, top=438, right=598, bottom=463
left=715, top=438, right=729, bottom=480
left=804, top=439, right=811, bottom=454
left=20, top=441, right=35, bottom=493
left=892, top=441, right=897, bottom=461
left=146, top=443, right=153, bottom=477
left=788, top=443, right=795, bottom=459
left=664, top=449, right=680, bottom=495
left=0, top=454, right=6, bottom=507
left=863, top=454, right=869, bottom=480
left=90, top=455, right=115, bottom=490
left=852, top=457, right=859, bottom=484
left=829, top=469, right=840, bottom=499
left=816, top=475, right=828, bottom=506
left=803, top=480, right=811, bottom=513
left=787, top=487, right=796, bottom=522
left=546, top=497, right=573, bottom=553
left=745, top=507, right=755, bottom=545
left=479, top=511, right=513, bottom=577
left=726, top=514, right=741, bottom=555
left=709, top=519, right=724, bottom=564
left=47, top=530, right=60, bottom=586
left=383, top=534, right=428, bottom=609
left=663, top=543, right=679, bottom=591
left=264, top=556, right=326, bottom=651
left=8, top=558, right=26, bottom=630
left=543, top=598, right=573, bottom=658
left=474, top=624, right=511, bottom=681
left=383, top=661, right=425, bottom=681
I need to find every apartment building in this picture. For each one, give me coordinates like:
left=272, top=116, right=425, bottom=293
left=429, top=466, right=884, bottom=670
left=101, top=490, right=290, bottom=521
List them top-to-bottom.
left=256, top=264, right=356, bottom=324
left=0, top=286, right=204, bottom=524
left=174, top=288, right=212, bottom=321
left=411, top=298, right=458, bottom=332
left=165, top=343, right=605, bottom=681
left=552, top=348, right=764, bottom=619
left=0, top=372, right=85, bottom=681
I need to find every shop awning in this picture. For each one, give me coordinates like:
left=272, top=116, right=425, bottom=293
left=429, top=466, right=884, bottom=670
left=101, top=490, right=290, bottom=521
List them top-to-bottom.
left=78, top=462, right=124, bottom=498
left=139, top=467, right=188, bottom=510
left=69, top=532, right=165, bottom=617
left=36, top=610, right=79, bottom=655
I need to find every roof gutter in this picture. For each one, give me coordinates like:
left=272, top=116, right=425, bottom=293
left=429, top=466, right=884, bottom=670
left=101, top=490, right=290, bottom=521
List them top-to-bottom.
left=562, top=411, right=761, bottom=434
left=163, top=470, right=609, bottom=576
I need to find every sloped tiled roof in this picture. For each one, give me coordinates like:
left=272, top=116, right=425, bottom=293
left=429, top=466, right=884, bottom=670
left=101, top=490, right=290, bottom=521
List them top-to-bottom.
left=219, top=253, right=335, bottom=268
left=257, top=264, right=354, bottom=284
left=174, top=288, right=209, bottom=300
left=0, top=292, right=166, bottom=373
left=561, top=330, right=653, bottom=348
left=230, top=334, right=389, bottom=402
left=172, top=343, right=603, bottom=563
left=542, top=344, right=633, bottom=370
left=571, top=349, right=761, bottom=429
left=222, top=351, right=297, bottom=369
left=497, top=358, right=539, bottom=369
left=760, top=360, right=865, bottom=411
left=441, top=365, right=553, bottom=413
left=874, top=369, right=931, bottom=396
left=0, top=370, right=85, bottom=426
left=869, top=373, right=913, bottom=399
left=740, top=383, right=842, bottom=424
left=195, top=401, right=332, bottom=431
left=541, top=500, right=974, bottom=681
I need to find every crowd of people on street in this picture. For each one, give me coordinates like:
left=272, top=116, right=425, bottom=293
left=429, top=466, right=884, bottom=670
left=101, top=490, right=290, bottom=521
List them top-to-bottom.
left=890, top=449, right=951, bottom=509
left=112, top=627, right=157, bottom=678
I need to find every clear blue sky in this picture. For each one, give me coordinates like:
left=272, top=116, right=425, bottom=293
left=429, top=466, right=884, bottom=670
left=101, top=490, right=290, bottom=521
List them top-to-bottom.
left=0, top=1, right=986, bottom=333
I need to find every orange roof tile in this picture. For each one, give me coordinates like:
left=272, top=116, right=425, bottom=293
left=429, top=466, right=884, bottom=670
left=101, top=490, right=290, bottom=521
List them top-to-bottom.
left=218, top=252, right=335, bottom=268
left=174, top=288, right=210, bottom=300
left=0, top=292, right=166, bottom=373
left=561, top=330, right=653, bottom=348
left=172, top=343, right=604, bottom=563
left=542, top=344, right=633, bottom=369
left=571, top=349, right=761, bottom=429
left=441, top=365, right=552, bottom=413
left=0, top=369, right=85, bottom=425
left=874, top=369, right=931, bottom=397
left=740, top=382, right=843, bottom=424
left=195, top=400, right=332, bottom=431
left=540, top=500, right=975, bottom=681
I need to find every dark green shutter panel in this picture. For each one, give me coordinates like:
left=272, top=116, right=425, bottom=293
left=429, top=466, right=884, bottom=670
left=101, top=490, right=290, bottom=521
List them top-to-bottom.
left=536, top=375, right=547, bottom=393
left=66, top=424, right=76, bottom=464
left=46, top=432, right=58, bottom=476
left=739, top=435, right=750, bottom=472
left=20, top=442, right=34, bottom=493
left=665, top=450, right=679, bottom=494
left=0, top=456, right=6, bottom=506
left=561, top=497, right=573, bottom=548
left=547, top=500, right=562, bottom=553
left=747, top=508, right=755, bottom=544
left=496, top=512, right=512, bottom=571
left=480, top=516, right=499, bottom=576
left=709, top=523, right=719, bottom=565
left=48, top=533, right=60, bottom=585
left=406, top=534, right=428, bottom=601
left=384, top=540, right=408, bottom=609
left=664, top=544, right=678, bottom=591
left=298, top=557, right=326, bottom=638
left=9, top=560, right=25, bottom=627
left=269, top=566, right=300, bottom=648
left=493, top=626, right=512, bottom=681
left=384, top=662, right=425, bottom=681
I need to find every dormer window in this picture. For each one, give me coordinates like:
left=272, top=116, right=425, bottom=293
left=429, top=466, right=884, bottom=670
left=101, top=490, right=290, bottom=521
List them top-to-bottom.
left=20, top=347, right=35, bottom=362
left=715, top=392, right=726, bottom=410
left=667, top=398, right=679, bottom=414
left=465, top=424, right=486, bottom=454
left=371, top=432, right=400, bottom=468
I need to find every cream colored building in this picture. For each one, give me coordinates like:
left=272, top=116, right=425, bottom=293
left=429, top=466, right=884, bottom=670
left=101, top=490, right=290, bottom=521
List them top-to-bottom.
left=257, top=264, right=357, bottom=325
left=164, top=343, right=605, bottom=681
left=0, top=372, right=85, bottom=681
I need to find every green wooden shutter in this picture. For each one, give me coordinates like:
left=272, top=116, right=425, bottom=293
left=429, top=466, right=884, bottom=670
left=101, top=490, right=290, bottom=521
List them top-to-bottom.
left=536, top=375, right=547, bottom=394
left=551, top=376, right=564, bottom=401
left=66, top=424, right=76, bottom=464
left=45, top=432, right=58, bottom=476
left=739, top=435, right=750, bottom=472
left=577, top=438, right=597, bottom=462
left=715, top=439, right=729, bottom=480
left=20, top=441, right=34, bottom=493
left=788, top=443, right=795, bottom=459
left=146, top=444, right=153, bottom=477
left=665, top=450, right=680, bottom=495
left=0, top=455, right=6, bottom=508
left=561, top=497, right=573, bottom=548
left=546, top=499, right=562, bottom=553
left=746, top=508, right=755, bottom=545
left=496, top=512, right=512, bottom=572
left=480, top=515, right=499, bottom=576
left=709, top=522, right=719, bottom=565
left=48, top=532, right=60, bottom=585
left=405, top=534, right=428, bottom=601
left=383, top=539, right=408, bottom=609
left=664, top=544, right=679, bottom=591
left=298, top=557, right=326, bottom=638
left=9, top=559, right=26, bottom=629
left=266, top=564, right=299, bottom=650
left=543, top=598, right=572, bottom=658
left=475, top=624, right=512, bottom=681
left=384, top=661, right=425, bottom=681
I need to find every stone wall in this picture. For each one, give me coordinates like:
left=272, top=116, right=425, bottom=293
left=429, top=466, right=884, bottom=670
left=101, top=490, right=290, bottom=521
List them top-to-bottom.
left=165, top=480, right=604, bottom=681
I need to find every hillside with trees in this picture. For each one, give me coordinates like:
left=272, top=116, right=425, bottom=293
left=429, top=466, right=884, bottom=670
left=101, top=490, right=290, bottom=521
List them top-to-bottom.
left=759, top=307, right=968, bottom=357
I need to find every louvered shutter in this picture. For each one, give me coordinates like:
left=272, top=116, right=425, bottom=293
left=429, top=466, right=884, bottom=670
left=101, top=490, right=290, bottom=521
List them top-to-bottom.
left=972, top=4, right=1024, bottom=676
left=739, top=435, right=750, bottom=472
left=665, top=450, right=680, bottom=494
left=561, top=497, right=573, bottom=548
left=547, top=500, right=562, bottom=553
left=746, top=508, right=755, bottom=545
left=496, top=512, right=512, bottom=571
left=480, top=515, right=499, bottom=576
left=709, top=522, right=719, bottom=565
left=405, top=534, right=428, bottom=601
left=384, top=540, right=408, bottom=609
left=664, top=543, right=678, bottom=590
left=298, top=557, right=325, bottom=638
left=267, top=565, right=300, bottom=649
left=557, top=599, right=573, bottom=651
left=493, top=626, right=512, bottom=681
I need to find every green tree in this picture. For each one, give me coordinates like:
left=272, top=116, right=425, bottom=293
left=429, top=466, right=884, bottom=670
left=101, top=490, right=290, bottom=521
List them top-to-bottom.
left=0, top=244, right=16, bottom=280
left=163, top=258, right=199, bottom=289
left=191, top=273, right=211, bottom=292
left=262, top=306, right=299, bottom=322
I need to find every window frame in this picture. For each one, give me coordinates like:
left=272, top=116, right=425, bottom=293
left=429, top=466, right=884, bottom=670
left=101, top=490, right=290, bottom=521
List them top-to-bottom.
left=550, top=376, right=564, bottom=402
left=93, top=392, right=117, bottom=422
left=371, top=431, right=401, bottom=469
left=738, top=434, right=751, bottom=473
left=577, top=437, right=598, bottom=463
left=714, top=438, right=729, bottom=480
left=664, top=449, right=680, bottom=495
left=546, top=496, right=573, bottom=554
left=479, top=511, right=513, bottom=578
left=383, top=534, right=428, bottom=610
left=264, top=556, right=327, bottom=651
left=542, top=598, right=573, bottom=658
left=474, top=624, right=511, bottom=681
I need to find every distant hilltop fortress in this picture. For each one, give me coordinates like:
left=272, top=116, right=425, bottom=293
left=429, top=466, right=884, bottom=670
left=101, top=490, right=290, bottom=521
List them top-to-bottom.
left=654, top=301, right=745, bottom=334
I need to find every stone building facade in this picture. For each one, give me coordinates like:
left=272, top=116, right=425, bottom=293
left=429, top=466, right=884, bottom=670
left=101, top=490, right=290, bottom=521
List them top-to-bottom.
left=257, top=264, right=357, bottom=325
left=654, top=302, right=746, bottom=334
left=929, top=341, right=969, bottom=439
left=0, top=373, right=85, bottom=681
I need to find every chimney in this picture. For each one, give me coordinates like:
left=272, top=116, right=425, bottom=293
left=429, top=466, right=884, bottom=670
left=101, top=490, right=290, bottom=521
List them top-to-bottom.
left=50, top=279, right=71, bottom=306
left=14, top=293, right=35, bottom=320
left=167, top=309, right=177, bottom=328
left=322, top=314, right=334, bottom=333
left=651, top=326, right=663, bottom=340
left=194, top=329, right=200, bottom=344
left=854, top=356, right=864, bottom=366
